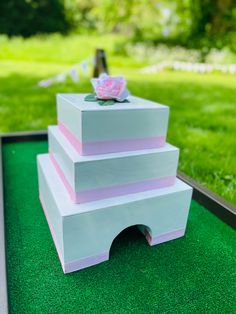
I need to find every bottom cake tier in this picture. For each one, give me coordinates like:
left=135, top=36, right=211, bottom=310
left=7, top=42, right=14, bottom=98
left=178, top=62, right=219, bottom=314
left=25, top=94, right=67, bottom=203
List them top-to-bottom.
left=37, top=154, right=193, bottom=273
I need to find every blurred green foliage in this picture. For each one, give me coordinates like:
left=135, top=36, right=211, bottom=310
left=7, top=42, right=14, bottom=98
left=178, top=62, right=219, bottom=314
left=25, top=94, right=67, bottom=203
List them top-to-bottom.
left=0, top=0, right=236, bottom=52
left=0, top=0, right=69, bottom=37
left=92, top=0, right=236, bottom=52
left=188, top=0, right=236, bottom=53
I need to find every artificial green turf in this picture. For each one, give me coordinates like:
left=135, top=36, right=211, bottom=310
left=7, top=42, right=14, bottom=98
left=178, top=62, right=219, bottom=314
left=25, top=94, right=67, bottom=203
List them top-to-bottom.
left=3, top=141, right=236, bottom=314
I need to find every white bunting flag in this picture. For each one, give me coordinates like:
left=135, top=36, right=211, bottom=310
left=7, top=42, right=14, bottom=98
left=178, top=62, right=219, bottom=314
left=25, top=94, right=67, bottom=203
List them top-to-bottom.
left=80, top=60, right=89, bottom=76
left=70, top=68, right=79, bottom=82
left=55, top=73, right=66, bottom=82
left=38, top=79, right=53, bottom=87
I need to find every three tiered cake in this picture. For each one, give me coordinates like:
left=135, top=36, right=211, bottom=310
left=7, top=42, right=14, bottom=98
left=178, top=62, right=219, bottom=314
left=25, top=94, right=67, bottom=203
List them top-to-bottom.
left=37, top=92, right=192, bottom=274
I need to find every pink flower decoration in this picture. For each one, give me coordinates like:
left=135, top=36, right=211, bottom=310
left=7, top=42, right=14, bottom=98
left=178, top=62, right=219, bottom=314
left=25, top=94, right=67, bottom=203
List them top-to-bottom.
left=91, top=74, right=129, bottom=101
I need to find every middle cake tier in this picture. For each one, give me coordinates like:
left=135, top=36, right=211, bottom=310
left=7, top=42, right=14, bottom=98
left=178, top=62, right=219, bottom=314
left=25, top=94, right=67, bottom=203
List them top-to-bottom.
left=49, top=125, right=179, bottom=203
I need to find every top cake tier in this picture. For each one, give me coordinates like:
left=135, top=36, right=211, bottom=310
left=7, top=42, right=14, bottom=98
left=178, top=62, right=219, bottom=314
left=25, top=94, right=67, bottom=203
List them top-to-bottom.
left=57, top=93, right=169, bottom=156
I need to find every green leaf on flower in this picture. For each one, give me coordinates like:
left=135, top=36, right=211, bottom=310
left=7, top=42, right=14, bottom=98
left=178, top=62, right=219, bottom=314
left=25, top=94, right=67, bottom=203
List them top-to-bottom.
left=84, top=93, right=97, bottom=102
left=85, top=93, right=128, bottom=106
left=98, top=99, right=115, bottom=106
left=104, top=99, right=115, bottom=106
left=97, top=100, right=105, bottom=106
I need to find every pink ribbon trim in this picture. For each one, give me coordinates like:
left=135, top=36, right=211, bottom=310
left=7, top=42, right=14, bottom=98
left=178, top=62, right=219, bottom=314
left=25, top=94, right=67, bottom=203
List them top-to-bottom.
left=58, top=121, right=165, bottom=155
left=49, top=152, right=176, bottom=204
left=146, top=228, right=185, bottom=246
left=64, top=252, right=109, bottom=273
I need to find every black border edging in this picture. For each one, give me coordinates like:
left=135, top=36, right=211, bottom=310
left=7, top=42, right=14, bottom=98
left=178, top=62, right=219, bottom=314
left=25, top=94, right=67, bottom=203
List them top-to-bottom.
left=0, top=130, right=235, bottom=313
left=1, top=130, right=48, bottom=143
left=178, top=171, right=236, bottom=229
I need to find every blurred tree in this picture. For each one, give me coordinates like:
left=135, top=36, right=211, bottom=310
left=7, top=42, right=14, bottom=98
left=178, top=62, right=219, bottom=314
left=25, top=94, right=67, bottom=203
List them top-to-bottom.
left=0, top=0, right=70, bottom=37
left=0, top=0, right=236, bottom=53
left=64, top=0, right=97, bottom=32
left=91, top=0, right=236, bottom=52
left=91, top=0, right=191, bottom=43
left=92, top=0, right=165, bottom=40
left=188, top=0, right=236, bottom=51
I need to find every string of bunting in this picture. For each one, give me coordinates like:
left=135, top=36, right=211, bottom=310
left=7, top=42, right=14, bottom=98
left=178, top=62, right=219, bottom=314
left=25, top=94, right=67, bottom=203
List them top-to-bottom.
left=38, top=56, right=94, bottom=88
left=140, top=61, right=236, bottom=75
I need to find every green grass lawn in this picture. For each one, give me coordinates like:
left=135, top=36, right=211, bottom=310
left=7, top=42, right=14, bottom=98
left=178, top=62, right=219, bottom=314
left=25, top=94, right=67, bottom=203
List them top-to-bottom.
left=0, top=34, right=236, bottom=204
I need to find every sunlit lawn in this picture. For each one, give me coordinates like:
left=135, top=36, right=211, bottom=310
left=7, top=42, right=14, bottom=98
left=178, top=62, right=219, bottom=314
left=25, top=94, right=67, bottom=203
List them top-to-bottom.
left=0, top=34, right=236, bottom=204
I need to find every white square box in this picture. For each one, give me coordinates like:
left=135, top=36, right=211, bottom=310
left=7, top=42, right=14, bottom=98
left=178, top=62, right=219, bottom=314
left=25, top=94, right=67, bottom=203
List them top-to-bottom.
left=57, top=94, right=169, bottom=155
left=49, top=125, right=179, bottom=203
left=37, top=154, right=192, bottom=274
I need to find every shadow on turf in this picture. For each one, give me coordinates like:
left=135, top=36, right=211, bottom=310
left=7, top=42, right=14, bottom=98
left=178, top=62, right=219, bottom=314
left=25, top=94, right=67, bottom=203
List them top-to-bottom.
left=110, top=226, right=147, bottom=259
